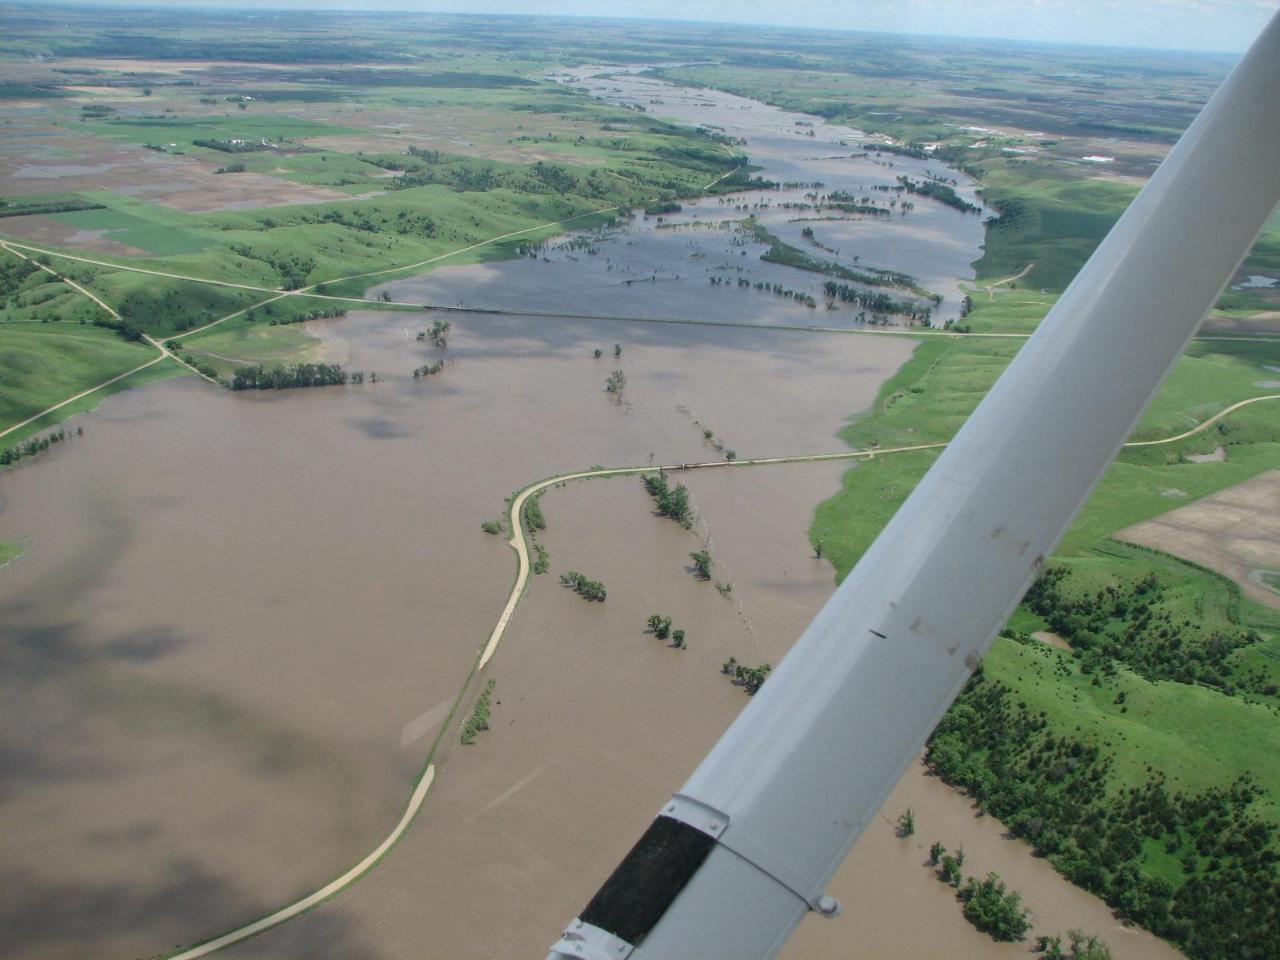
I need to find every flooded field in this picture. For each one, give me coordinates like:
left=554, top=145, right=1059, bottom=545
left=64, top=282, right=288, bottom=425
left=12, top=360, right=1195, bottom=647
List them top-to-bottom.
left=0, top=66, right=1178, bottom=960
left=373, top=67, right=986, bottom=327
left=0, top=121, right=351, bottom=219
left=0, top=310, right=912, bottom=960
left=214, top=466, right=1182, bottom=960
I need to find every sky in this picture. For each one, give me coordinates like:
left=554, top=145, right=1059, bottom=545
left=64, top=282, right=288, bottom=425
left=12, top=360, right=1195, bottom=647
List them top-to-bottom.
left=52, top=0, right=1280, bottom=53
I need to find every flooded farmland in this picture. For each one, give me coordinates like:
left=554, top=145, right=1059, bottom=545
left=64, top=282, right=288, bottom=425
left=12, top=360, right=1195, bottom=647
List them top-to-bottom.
left=0, top=67, right=1177, bottom=960
left=373, top=67, right=987, bottom=328
left=0, top=310, right=912, bottom=960
left=214, top=465, right=1184, bottom=960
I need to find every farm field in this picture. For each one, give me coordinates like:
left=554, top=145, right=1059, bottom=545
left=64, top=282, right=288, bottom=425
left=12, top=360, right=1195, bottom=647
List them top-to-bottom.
left=1119, top=470, right=1280, bottom=611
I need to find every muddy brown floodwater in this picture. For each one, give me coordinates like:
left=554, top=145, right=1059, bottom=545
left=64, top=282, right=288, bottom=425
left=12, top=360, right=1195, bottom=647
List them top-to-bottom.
left=0, top=67, right=1181, bottom=960
left=0, top=310, right=912, bottom=960
left=216, top=464, right=1182, bottom=960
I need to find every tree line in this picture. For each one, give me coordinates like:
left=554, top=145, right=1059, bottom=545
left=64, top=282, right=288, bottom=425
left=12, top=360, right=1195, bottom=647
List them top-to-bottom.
left=896, top=175, right=981, bottom=214
left=822, top=281, right=934, bottom=323
left=230, top=363, right=349, bottom=390
left=0, top=427, right=77, bottom=467
left=560, top=571, right=606, bottom=602
left=646, top=614, right=686, bottom=649
left=720, top=657, right=771, bottom=694
left=460, top=679, right=496, bottom=745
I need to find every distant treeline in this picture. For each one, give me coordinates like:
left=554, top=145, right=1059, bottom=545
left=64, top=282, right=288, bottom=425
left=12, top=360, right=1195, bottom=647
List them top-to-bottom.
left=62, top=35, right=381, bottom=63
left=0, top=83, right=68, bottom=100
left=193, top=138, right=271, bottom=154
left=388, top=152, right=624, bottom=200
left=0, top=198, right=105, bottom=219
left=823, top=281, right=933, bottom=322
left=257, top=306, right=346, bottom=326
left=230, top=363, right=349, bottom=390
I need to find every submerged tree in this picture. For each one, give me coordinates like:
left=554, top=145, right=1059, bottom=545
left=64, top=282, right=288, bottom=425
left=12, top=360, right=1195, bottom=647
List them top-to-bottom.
left=604, top=368, right=627, bottom=400
left=642, top=472, right=693, bottom=527
left=690, top=550, right=713, bottom=580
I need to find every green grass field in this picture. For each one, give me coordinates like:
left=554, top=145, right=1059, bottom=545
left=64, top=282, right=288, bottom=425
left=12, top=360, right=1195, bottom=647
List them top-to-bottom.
left=970, top=162, right=1138, bottom=290
left=50, top=205, right=212, bottom=256
left=813, top=290, right=1280, bottom=573
left=176, top=313, right=327, bottom=378
left=0, top=322, right=157, bottom=429
left=0, top=539, right=23, bottom=567
left=982, top=637, right=1280, bottom=821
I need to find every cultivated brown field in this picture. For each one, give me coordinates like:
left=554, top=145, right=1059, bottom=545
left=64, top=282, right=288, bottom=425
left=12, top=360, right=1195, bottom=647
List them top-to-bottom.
left=1119, top=468, right=1280, bottom=609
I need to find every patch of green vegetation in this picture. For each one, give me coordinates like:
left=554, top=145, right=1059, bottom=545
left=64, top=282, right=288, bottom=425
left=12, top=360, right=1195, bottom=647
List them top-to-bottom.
left=972, top=162, right=1137, bottom=291
left=0, top=196, right=105, bottom=219
left=51, top=206, right=211, bottom=256
left=0, top=253, right=107, bottom=326
left=90, top=272, right=267, bottom=337
left=960, top=288, right=1055, bottom=334
left=174, top=312, right=326, bottom=379
left=0, top=322, right=157, bottom=431
left=1130, top=339, right=1280, bottom=441
left=523, top=494, right=546, bottom=532
left=0, top=540, right=24, bottom=567
left=1024, top=541, right=1280, bottom=701
left=559, top=570, right=606, bottom=602
left=985, top=635, right=1280, bottom=811
left=930, top=638, right=1279, bottom=958
left=460, top=679, right=496, bottom=745
left=956, top=872, right=1031, bottom=942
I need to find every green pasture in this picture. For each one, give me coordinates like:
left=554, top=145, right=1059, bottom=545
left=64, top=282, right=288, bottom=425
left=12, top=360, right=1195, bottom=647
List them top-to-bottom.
left=971, top=161, right=1137, bottom=291
left=51, top=205, right=211, bottom=256
left=813, top=288, right=1280, bottom=567
left=176, top=313, right=326, bottom=378
left=0, top=322, right=159, bottom=431
left=1130, top=338, right=1280, bottom=440
left=0, top=540, right=23, bottom=567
